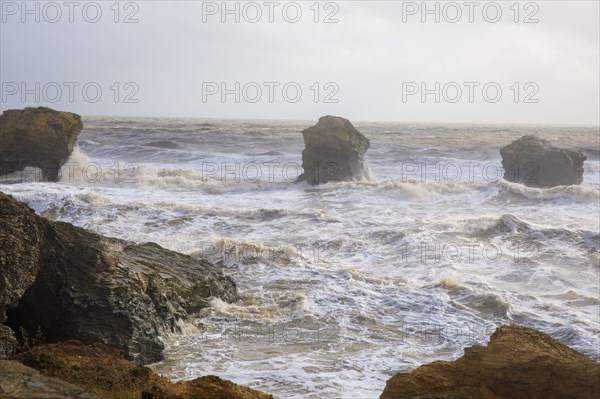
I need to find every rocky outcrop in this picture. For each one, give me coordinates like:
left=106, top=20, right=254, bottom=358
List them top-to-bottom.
left=0, top=107, right=83, bottom=181
left=298, top=116, right=370, bottom=185
left=500, top=135, right=586, bottom=187
left=0, top=192, right=238, bottom=364
left=0, top=193, right=42, bottom=325
left=380, top=325, right=600, bottom=399
left=15, top=340, right=273, bottom=399
left=0, top=359, right=101, bottom=399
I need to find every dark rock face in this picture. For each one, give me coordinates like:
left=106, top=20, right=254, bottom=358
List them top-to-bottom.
left=0, top=107, right=83, bottom=181
left=298, top=116, right=370, bottom=185
left=500, top=135, right=586, bottom=187
left=0, top=192, right=238, bottom=364
left=0, top=193, right=42, bottom=324
left=380, top=325, right=600, bottom=399
left=0, top=359, right=102, bottom=399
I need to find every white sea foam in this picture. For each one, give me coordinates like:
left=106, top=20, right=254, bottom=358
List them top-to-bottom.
left=2, top=117, right=598, bottom=398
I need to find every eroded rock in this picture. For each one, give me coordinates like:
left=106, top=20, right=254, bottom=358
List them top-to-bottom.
left=0, top=107, right=83, bottom=181
left=298, top=116, right=370, bottom=185
left=500, top=135, right=586, bottom=187
left=1, top=192, right=238, bottom=364
left=0, top=193, right=42, bottom=325
left=380, top=325, right=600, bottom=399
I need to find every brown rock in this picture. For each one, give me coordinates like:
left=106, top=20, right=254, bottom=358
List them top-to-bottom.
left=0, top=107, right=83, bottom=181
left=298, top=115, right=370, bottom=185
left=500, top=135, right=586, bottom=187
left=380, top=325, right=600, bottom=399
left=17, top=340, right=273, bottom=399
left=0, top=359, right=101, bottom=399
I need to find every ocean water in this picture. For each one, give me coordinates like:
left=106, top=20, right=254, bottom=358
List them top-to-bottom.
left=1, top=117, right=599, bottom=398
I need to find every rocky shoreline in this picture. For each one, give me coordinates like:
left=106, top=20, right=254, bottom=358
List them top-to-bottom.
left=1, top=107, right=597, bottom=398
left=2, top=190, right=598, bottom=399
left=0, top=192, right=272, bottom=398
left=0, top=192, right=238, bottom=364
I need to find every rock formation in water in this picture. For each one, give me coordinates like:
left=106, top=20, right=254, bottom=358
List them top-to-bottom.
left=0, top=107, right=83, bottom=181
left=298, top=115, right=370, bottom=185
left=500, top=135, right=586, bottom=187
left=0, top=192, right=238, bottom=364
left=380, top=325, right=600, bottom=399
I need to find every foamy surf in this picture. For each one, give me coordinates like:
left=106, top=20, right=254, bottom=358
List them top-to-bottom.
left=1, top=117, right=598, bottom=398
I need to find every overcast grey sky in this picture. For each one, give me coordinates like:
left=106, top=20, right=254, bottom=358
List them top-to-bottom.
left=1, top=1, right=598, bottom=124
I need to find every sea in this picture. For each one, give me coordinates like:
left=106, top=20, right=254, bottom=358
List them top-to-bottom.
left=1, top=116, right=599, bottom=398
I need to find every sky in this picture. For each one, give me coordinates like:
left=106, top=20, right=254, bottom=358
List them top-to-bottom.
left=1, top=0, right=599, bottom=124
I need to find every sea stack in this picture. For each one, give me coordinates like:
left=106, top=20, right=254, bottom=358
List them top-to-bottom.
left=0, top=107, right=83, bottom=181
left=298, top=115, right=370, bottom=185
left=500, top=135, right=586, bottom=187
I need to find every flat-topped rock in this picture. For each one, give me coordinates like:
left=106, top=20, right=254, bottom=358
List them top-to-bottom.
left=0, top=107, right=83, bottom=181
left=298, top=115, right=371, bottom=185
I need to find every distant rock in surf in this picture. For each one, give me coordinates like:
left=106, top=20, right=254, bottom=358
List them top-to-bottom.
left=0, top=107, right=83, bottom=181
left=297, top=115, right=370, bottom=185
left=500, top=135, right=586, bottom=187
left=0, top=192, right=238, bottom=364
left=380, top=325, right=600, bottom=399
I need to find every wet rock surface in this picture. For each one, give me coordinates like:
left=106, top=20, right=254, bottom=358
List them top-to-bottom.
left=0, top=107, right=84, bottom=181
left=298, top=115, right=370, bottom=185
left=500, top=135, right=586, bottom=187
left=0, top=192, right=238, bottom=364
left=0, top=193, right=42, bottom=325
